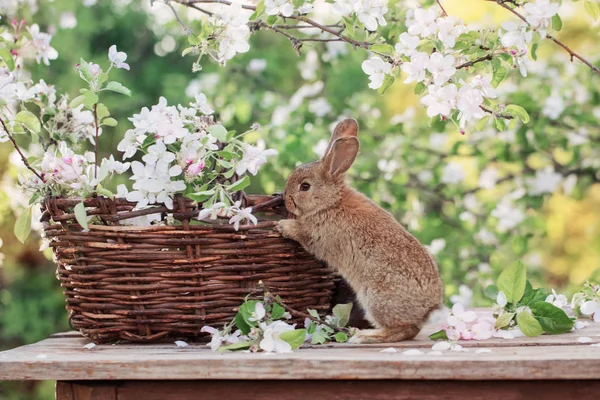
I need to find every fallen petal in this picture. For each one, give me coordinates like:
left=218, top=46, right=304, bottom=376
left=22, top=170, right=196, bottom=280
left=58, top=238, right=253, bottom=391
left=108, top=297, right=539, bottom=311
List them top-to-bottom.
left=578, top=336, right=592, bottom=343
left=175, top=340, right=189, bottom=348
left=431, top=341, right=452, bottom=351
left=83, top=343, right=96, bottom=350
left=380, top=347, right=397, bottom=353
left=402, top=349, right=423, bottom=355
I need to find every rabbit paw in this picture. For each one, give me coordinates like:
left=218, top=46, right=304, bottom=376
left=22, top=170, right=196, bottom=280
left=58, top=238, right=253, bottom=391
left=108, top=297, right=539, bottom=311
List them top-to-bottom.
left=276, top=219, right=299, bottom=239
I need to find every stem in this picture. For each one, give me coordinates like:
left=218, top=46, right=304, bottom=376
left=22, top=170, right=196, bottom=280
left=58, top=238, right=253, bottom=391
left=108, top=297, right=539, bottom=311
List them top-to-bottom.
left=436, top=0, right=448, bottom=17
left=495, top=0, right=600, bottom=74
left=166, top=1, right=193, bottom=35
left=457, top=53, right=494, bottom=69
left=93, top=103, right=99, bottom=181
left=0, top=116, right=45, bottom=182
left=275, top=298, right=351, bottom=334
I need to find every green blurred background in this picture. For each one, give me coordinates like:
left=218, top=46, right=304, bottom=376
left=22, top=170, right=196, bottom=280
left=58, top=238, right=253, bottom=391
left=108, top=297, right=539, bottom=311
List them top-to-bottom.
left=1, top=0, right=599, bottom=398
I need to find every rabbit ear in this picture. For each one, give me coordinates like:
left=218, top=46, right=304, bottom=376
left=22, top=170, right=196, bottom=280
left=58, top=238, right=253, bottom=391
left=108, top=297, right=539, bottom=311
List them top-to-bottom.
left=324, top=118, right=358, bottom=156
left=323, top=136, right=359, bottom=176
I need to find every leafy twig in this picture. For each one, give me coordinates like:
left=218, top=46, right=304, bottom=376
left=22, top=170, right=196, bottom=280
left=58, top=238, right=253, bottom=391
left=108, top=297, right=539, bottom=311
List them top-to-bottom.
left=495, top=0, right=600, bottom=74
left=457, top=53, right=494, bottom=69
left=93, top=103, right=99, bottom=181
left=0, top=116, right=45, bottom=182
left=275, top=298, right=350, bottom=333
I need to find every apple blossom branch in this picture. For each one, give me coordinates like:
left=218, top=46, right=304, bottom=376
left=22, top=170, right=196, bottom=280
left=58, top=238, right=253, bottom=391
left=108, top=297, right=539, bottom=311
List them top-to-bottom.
left=171, top=0, right=392, bottom=60
left=494, top=0, right=600, bottom=74
left=0, top=116, right=45, bottom=182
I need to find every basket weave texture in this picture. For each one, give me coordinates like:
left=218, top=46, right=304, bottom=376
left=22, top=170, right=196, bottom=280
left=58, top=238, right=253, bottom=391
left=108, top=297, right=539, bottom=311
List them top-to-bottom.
left=42, top=195, right=337, bottom=343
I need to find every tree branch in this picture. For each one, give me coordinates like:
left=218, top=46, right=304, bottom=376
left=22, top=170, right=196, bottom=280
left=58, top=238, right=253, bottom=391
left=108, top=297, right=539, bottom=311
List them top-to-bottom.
left=172, top=0, right=391, bottom=60
left=436, top=0, right=448, bottom=17
left=495, top=0, right=600, bottom=74
left=457, top=53, right=494, bottom=69
left=0, top=116, right=45, bottom=182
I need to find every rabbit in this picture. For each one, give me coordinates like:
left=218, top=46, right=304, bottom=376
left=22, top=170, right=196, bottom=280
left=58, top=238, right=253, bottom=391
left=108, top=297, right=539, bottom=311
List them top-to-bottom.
left=276, top=118, right=444, bottom=343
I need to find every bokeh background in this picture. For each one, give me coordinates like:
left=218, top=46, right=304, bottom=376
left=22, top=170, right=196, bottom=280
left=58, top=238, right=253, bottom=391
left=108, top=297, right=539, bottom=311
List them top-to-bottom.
left=1, top=0, right=599, bottom=398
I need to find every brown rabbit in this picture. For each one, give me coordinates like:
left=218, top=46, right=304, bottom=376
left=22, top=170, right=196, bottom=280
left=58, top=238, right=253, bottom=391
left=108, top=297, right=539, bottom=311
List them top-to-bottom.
left=277, top=118, right=444, bottom=343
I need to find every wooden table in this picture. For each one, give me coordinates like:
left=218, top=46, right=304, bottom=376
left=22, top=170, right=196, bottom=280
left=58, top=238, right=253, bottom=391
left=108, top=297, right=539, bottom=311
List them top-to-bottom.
left=1, top=310, right=600, bottom=400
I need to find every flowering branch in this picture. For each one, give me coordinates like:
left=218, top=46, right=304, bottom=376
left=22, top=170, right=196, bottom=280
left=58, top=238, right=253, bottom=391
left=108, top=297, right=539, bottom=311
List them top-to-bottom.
left=172, top=0, right=390, bottom=59
left=436, top=0, right=448, bottom=17
left=495, top=0, right=600, bottom=74
left=93, top=103, right=99, bottom=180
left=0, top=116, right=45, bottom=182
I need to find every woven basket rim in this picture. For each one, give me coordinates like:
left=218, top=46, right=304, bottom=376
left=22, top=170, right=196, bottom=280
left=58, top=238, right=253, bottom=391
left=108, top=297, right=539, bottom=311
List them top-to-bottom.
left=41, top=193, right=289, bottom=230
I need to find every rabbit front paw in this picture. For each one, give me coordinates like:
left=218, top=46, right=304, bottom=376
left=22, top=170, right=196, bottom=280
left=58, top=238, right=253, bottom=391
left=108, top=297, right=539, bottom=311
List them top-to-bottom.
left=276, top=219, right=300, bottom=240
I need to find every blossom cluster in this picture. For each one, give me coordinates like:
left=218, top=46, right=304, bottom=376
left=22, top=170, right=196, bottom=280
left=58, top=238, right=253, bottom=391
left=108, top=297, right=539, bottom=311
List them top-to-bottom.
left=1, top=20, right=278, bottom=240
left=117, top=94, right=277, bottom=226
left=201, top=297, right=353, bottom=353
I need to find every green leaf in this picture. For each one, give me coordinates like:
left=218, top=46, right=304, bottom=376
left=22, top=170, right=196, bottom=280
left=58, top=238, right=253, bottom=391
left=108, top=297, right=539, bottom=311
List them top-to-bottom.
left=585, top=0, right=599, bottom=20
left=251, top=1, right=266, bottom=19
left=551, top=14, right=562, bottom=31
left=266, top=15, right=278, bottom=25
left=188, top=33, right=202, bottom=45
left=370, top=43, right=394, bottom=55
left=530, top=43, right=539, bottom=61
left=182, top=47, right=196, bottom=57
left=0, top=48, right=15, bottom=71
left=491, top=65, right=508, bottom=88
left=97, top=72, right=108, bottom=85
left=377, top=75, right=395, bottom=95
left=105, top=81, right=132, bottom=96
left=414, top=81, right=426, bottom=96
left=83, top=91, right=99, bottom=108
left=69, top=95, right=86, bottom=109
left=96, top=103, right=110, bottom=120
left=504, top=105, right=530, bottom=123
left=14, top=111, right=41, bottom=134
left=475, top=116, right=490, bottom=131
left=102, top=117, right=118, bottom=127
left=495, top=117, right=506, bottom=131
left=207, top=124, right=228, bottom=141
left=98, top=160, right=110, bottom=182
left=227, top=176, right=250, bottom=192
left=96, top=187, right=115, bottom=200
left=189, top=190, right=216, bottom=203
left=74, top=201, right=89, bottom=230
left=14, top=206, right=32, bottom=243
left=497, top=261, right=527, bottom=304
left=520, top=280, right=534, bottom=304
left=484, top=284, right=499, bottom=301
left=271, top=302, right=286, bottom=320
left=531, top=302, right=574, bottom=334
left=332, top=303, right=353, bottom=327
left=307, top=309, right=320, bottom=319
left=516, top=310, right=544, bottom=337
left=234, top=312, right=251, bottom=335
left=495, top=312, right=515, bottom=328
left=279, top=329, right=306, bottom=350
left=428, top=329, right=448, bottom=340
left=311, top=330, right=329, bottom=345
left=334, top=332, right=349, bottom=343
left=218, top=341, right=251, bottom=352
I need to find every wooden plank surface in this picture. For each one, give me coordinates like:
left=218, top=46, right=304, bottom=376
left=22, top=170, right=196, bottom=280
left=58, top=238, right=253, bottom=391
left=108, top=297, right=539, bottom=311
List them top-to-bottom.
left=1, top=310, right=599, bottom=381
left=57, top=380, right=600, bottom=400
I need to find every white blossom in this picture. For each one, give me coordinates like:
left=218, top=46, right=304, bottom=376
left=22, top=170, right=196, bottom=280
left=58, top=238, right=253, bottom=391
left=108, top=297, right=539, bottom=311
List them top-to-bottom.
left=265, top=0, right=294, bottom=17
left=523, top=0, right=559, bottom=36
left=407, top=7, right=438, bottom=37
left=26, top=24, right=58, bottom=65
left=394, top=32, right=420, bottom=57
left=108, top=45, right=130, bottom=70
left=401, top=51, right=429, bottom=84
left=427, top=53, right=456, bottom=85
left=362, top=57, right=392, bottom=90
left=421, top=84, right=457, bottom=118
left=542, top=90, right=565, bottom=120
left=236, top=140, right=278, bottom=176
left=441, top=161, right=465, bottom=184
left=526, top=166, right=562, bottom=195
left=478, top=167, right=498, bottom=189
left=491, top=200, right=525, bottom=232
left=259, top=321, right=295, bottom=353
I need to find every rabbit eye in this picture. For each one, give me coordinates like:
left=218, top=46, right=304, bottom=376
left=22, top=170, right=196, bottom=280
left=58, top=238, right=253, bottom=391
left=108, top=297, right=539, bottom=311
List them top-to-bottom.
left=300, top=182, right=311, bottom=191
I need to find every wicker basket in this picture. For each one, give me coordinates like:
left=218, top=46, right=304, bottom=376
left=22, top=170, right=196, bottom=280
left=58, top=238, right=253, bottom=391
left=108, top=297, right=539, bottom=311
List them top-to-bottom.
left=42, top=194, right=338, bottom=343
